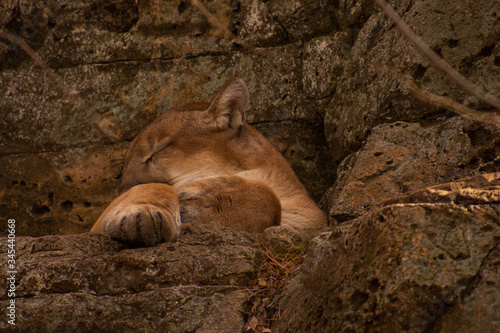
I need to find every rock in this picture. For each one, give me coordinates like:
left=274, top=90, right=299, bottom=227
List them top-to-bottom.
left=232, top=0, right=287, bottom=47
left=234, top=0, right=337, bottom=46
left=265, top=0, right=337, bottom=43
left=325, top=0, right=500, bottom=164
left=302, top=32, right=352, bottom=99
left=324, top=116, right=500, bottom=223
left=326, top=117, right=482, bottom=222
left=1, top=144, right=126, bottom=236
left=274, top=173, right=500, bottom=333
left=0, top=225, right=259, bottom=332
left=262, top=225, right=326, bottom=255
left=263, top=225, right=304, bottom=254
left=8, top=286, right=246, bottom=333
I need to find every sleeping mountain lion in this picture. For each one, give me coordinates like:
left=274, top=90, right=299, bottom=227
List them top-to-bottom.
left=91, top=78, right=327, bottom=246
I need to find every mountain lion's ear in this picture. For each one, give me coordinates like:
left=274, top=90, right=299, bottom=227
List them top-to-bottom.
left=204, top=77, right=249, bottom=130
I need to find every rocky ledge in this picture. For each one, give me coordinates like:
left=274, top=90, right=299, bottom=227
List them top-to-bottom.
left=1, top=173, right=499, bottom=332
left=0, top=225, right=261, bottom=332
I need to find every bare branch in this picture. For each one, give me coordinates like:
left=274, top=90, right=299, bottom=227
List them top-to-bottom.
left=188, top=0, right=253, bottom=49
left=373, top=0, right=500, bottom=111
left=0, top=29, right=121, bottom=142
left=0, top=30, right=83, bottom=107
left=397, top=72, right=500, bottom=127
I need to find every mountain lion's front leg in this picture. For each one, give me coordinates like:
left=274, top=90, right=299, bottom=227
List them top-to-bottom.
left=177, top=175, right=281, bottom=233
left=91, top=183, right=181, bottom=247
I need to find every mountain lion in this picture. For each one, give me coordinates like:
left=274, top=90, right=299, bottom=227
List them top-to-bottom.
left=91, top=78, right=327, bottom=246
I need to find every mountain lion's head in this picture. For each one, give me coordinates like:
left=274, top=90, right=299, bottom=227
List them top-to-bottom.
left=119, top=77, right=251, bottom=193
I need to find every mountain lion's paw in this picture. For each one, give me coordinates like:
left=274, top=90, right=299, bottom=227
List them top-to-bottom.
left=101, top=204, right=180, bottom=247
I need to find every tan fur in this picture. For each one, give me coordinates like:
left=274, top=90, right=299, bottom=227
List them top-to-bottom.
left=92, top=77, right=327, bottom=246
left=177, top=175, right=281, bottom=233
left=91, top=183, right=180, bottom=247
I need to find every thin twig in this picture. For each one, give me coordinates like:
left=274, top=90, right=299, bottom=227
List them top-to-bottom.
left=189, top=0, right=253, bottom=49
left=373, top=0, right=500, bottom=111
left=0, top=29, right=121, bottom=142
left=0, top=29, right=84, bottom=107
left=398, top=72, right=500, bottom=127
left=243, top=239, right=306, bottom=330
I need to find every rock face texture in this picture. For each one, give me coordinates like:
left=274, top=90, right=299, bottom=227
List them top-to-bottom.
left=1, top=0, right=500, bottom=332
left=324, top=0, right=500, bottom=166
left=325, top=117, right=500, bottom=222
left=274, top=173, right=500, bottom=333
left=0, top=225, right=259, bottom=332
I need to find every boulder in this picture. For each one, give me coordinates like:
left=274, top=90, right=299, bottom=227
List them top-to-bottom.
left=324, top=117, right=500, bottom=223
left=275, top=173, right=500, bottom=333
